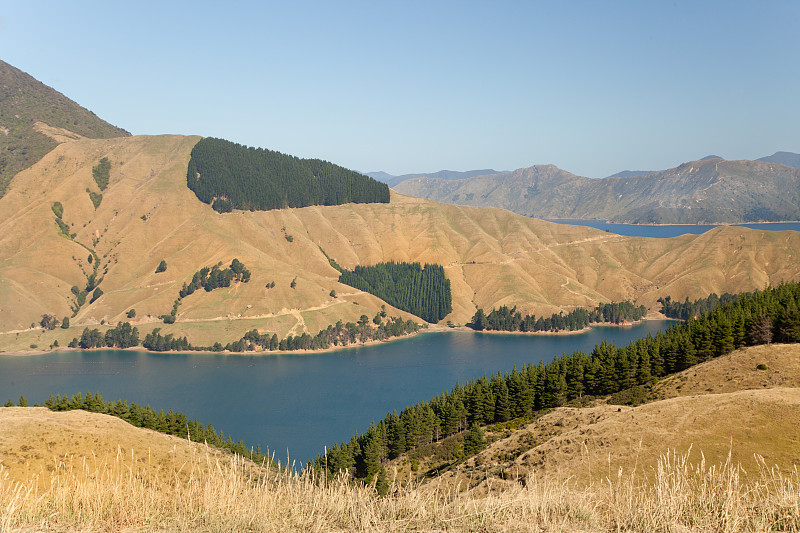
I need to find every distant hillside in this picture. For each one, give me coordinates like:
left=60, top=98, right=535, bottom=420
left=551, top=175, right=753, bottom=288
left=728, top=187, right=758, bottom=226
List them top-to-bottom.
left=0, top=60, right=129, bottom=197
left=2, top=134, right=800, bottom=351
left=187, top=137, right=389, bottom=212
left=759, top=151, right=800, bottom=168
left=394, top=158, right=800, bottom=223
left=368, top=168, right=505, bottom=187
left=606, top=169, right=653, bottom=178
left=364, top=170, right=395, bottom=182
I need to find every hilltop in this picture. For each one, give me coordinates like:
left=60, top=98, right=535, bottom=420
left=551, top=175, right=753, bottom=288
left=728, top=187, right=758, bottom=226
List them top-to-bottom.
left=0, top=60, right=129, bottom=197
left=2, top=133, right=800, bottom=351
left=393, top=157, right=800, bottom=223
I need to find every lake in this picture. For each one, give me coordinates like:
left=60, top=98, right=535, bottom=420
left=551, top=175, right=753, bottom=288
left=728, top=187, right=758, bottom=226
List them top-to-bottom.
left=546, top=219, right=800, bottom=238
left=0, top=322, right=676, bottom=465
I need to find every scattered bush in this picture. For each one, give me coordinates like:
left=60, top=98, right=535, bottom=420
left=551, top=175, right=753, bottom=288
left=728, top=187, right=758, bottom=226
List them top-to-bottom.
left=92, top=157, right=111, bottom=190
left=88, top=190, right=103, bottom=208
left=89, top=287, right=103, bottom=304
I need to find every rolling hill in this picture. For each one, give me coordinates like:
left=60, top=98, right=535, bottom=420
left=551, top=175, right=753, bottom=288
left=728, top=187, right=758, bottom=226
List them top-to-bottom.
left=0, top=60, right=129, bottom=197
left=1, top=130, right=800, bottom=352
left=393, top=158, right=800, bottom=223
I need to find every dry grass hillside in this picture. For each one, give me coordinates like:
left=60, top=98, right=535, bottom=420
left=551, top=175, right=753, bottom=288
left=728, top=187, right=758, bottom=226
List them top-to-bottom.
left=2, top=132, right=800, bottom=351
left=420, top=344, right=800, bottom=492
left=2, top=348, right=800, bottom=531
left=0, top=407, right=235, bottom=486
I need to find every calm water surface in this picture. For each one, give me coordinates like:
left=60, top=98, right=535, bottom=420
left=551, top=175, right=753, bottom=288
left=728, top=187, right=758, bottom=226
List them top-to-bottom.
left=547, top=219, right=800, bottom=238
left=0, top=322, right=675, bottom=464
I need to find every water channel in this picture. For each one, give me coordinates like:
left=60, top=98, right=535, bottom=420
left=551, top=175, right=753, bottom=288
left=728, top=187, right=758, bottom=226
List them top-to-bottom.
left=0, top=322, right=676, bottom=464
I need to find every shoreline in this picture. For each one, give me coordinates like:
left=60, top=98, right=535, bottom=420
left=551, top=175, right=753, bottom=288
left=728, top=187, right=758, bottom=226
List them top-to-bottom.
left=0, top=316, right=675, bottom=358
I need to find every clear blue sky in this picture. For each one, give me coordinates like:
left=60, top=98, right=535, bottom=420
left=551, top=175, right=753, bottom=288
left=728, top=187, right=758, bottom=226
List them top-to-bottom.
left=2, top=1, right=798, bottom=177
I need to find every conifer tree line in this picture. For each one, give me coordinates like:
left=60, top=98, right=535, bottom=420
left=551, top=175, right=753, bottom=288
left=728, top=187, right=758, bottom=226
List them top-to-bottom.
left=186, top=138, right=389, bottom=212
left=338, top=262, right=452, bottom=323
left=315, top=281, right=800, bottom=483
left=658, top=293, right=740, bottom=320
left=468, top=301, right=647, bottom=332
left=63, top=316, right=421, bottom=353
left=141, top=316, right=421, bottom=352
left=67, top=322, right=140, bottom=349
left=24, top=391, right=270, bottom=465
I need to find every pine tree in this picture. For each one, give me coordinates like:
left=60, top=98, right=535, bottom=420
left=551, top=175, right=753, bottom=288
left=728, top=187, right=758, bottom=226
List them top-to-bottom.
left=463, top=423, right=485, bottom=456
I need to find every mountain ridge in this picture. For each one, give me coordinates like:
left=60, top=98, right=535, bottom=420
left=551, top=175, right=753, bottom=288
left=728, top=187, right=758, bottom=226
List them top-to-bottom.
left=0, top=59, right=129, bottom=197
left=394, top=157, right=800, bottom=223
left=367, top=168, right=507, bottom=187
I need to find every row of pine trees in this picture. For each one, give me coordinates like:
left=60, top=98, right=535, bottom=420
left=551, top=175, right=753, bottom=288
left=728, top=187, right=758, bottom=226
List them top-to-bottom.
left=186, top=138, right=390, bottom=211
left=315, top=282, right=800, bottom=484
left=658, top=292, right=740, bottom=320
left=469, top=301, right=648, bottom=332
left=138, top=315, right=420, bottom=352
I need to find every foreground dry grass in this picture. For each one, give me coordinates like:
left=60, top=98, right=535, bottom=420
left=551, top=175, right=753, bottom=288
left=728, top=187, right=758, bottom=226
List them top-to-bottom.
left=1, top=443, right=799, bottom=532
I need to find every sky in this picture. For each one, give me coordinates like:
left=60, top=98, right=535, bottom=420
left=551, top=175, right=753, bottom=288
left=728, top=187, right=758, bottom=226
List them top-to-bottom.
left=1, top=1, right=798, bottom=178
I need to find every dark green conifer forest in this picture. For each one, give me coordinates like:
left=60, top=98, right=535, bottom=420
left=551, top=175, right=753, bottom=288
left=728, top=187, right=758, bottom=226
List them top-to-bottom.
left=186, top=137, right=389, bottom=212
left=338, top=262, right=452, bottom=323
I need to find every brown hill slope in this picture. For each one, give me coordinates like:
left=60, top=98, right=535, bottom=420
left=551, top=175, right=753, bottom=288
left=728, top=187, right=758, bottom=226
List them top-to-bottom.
left=0, top=60, right=129, bottom=197
left=1, top=134, right=800, bottom=351
left=394, top=158, right=800, bottom=223
left=426, top=344, right=800, bottom=491
left=3, top=394, right=799, bottom=531
left=0, top=407, right=232, bottom=486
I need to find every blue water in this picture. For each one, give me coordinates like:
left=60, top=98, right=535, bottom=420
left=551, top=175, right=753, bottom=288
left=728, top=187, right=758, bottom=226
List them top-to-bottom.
left=546, top=219, right=800, bottom=238
left=0, top=322, right=675, bottom=465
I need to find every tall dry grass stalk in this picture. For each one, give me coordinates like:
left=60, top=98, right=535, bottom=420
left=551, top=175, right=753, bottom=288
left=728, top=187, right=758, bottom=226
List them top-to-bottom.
left=1, top=445, right=798, bottom=532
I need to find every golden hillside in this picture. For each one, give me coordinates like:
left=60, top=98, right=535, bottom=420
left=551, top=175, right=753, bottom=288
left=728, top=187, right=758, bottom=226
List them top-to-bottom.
left=2, top=132, right=800, bottom=350
left=420, top=344, right=800, bottom=492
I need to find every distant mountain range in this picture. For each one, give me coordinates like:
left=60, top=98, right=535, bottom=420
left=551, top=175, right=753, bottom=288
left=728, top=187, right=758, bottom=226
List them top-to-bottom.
left=758, top=151, right=800, bottom=168
left=604, top=153, right=800, bottom=179
left=393, top=156, right=800, bottom=224
left=366, top=169, right=508, bottom=188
